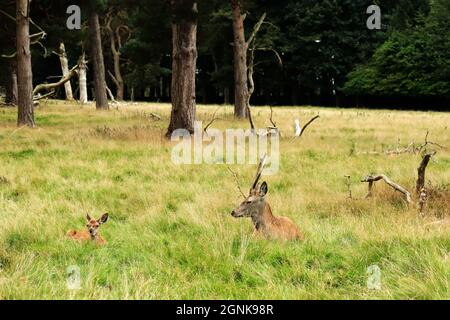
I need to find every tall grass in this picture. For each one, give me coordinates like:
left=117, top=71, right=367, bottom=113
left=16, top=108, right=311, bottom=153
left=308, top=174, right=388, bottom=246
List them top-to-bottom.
left=0, top=101, right=449, bottom=299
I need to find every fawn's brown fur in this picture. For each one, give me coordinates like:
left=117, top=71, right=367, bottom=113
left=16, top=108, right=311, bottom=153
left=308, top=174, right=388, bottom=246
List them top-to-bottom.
left=232, top=182, right=303, bottom=241
left=67, top=213, right=109, bottom=245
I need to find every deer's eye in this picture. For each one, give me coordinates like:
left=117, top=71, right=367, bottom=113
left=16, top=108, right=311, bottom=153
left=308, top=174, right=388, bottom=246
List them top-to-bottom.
left=246, top=201, right=252, bottom=204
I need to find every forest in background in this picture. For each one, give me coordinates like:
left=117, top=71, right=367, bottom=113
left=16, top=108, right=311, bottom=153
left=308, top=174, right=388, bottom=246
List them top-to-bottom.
left=0, top=0, right=449, bottom=110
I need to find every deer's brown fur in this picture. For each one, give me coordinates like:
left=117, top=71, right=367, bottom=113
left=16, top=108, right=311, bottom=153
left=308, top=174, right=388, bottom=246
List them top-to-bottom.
left=232, top=182, right=303, bottom=241
left=67, top=213, right=109, bottom=245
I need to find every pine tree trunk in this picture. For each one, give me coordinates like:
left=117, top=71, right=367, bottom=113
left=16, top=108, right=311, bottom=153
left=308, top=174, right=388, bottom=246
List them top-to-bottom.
left=16, top=0, right=35, bottom=127
left=166, top=0, right=198, bottom=137
left=231, top=0, right=249, bottom=119
left=88, top=5, right=108, bottom=110
left=57, top=42, right=74, bottom=100
left=78, top=53, right=88, bottom=104
left=6, top=59, right=18, bottom=105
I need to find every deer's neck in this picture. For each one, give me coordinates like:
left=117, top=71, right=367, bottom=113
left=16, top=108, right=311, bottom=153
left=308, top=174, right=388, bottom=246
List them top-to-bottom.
left=252, top=202, right=275, bottom=231
left=90, top=232, right=98, bottom=241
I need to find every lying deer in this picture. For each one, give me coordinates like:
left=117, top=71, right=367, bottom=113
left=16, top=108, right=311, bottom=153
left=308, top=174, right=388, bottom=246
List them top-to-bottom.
left=231, top=155, right=304, bottom=241
left=67, top=213, right=109, bottom=245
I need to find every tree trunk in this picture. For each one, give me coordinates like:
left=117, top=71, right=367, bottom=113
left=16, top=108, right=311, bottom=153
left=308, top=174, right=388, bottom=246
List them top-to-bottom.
left=16, top=0, right=35, bottom=127
left=166, top=0, right=198, bottom=137
left=231, top=0, right=248, bottom=119
left=88, top=4, right=108, bottom=110
left=106, top=13, right=125, bottom=101
left=57, top=42, right=74, bottom=100
left=78, top=53, right=88, bottom=104
left=6, top=59, right=18, bottom=105
left=130, top=87, right=135, bottom=101
left=224, top=87, right=230, bottom=105
left=416, top=152, right=435, bottom=194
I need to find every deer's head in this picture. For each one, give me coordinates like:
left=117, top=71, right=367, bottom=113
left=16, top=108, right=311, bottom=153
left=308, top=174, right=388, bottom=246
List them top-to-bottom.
left=231, top=182, right=268, bottom=218
left=86, top=213, right=108, bottom=240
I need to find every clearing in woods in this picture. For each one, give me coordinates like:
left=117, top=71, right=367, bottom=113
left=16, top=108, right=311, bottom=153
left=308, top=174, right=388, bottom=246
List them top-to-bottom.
left=0, top=100, right=449, bottom=299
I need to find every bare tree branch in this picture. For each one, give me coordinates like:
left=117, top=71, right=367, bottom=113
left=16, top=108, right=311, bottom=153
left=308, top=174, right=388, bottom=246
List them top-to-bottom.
left=246, top=12, right=267, bottom=47
left=33, top=65, right=78, bottom=95
left=34, top=90, right=55, bottom=101
left=203, top=107, right=221, bottom=134
left=299, top=115, right=320, bottom=137
left=362, top=174, right=412, bottom=204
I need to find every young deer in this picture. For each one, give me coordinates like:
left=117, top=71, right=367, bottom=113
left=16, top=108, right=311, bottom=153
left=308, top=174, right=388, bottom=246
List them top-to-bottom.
left=231, top=155, right=303, bottom=241
left=67, top=213, right=109, bottom=245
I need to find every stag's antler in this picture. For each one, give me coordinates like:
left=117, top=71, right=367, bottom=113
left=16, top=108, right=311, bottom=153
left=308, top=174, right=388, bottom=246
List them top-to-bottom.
left=251, top=154, right=268, bottom=190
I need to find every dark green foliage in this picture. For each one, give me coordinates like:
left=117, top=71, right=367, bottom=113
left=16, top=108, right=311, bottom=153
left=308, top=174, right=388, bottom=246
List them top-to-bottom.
left=0, top=0, right=448, bottom=107
left=345, top=0, right=450, bottom=98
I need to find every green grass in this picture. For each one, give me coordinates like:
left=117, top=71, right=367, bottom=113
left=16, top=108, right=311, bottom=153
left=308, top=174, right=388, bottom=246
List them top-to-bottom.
left=0, top=100, right=449, bottom=299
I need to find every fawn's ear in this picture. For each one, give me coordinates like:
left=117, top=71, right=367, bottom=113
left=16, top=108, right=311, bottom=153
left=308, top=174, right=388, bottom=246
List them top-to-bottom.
left=259, top=182, right=268, bottom=197
left=86, top=213, right=92, bottom=221
left=98, top=213, right=109, bottom=224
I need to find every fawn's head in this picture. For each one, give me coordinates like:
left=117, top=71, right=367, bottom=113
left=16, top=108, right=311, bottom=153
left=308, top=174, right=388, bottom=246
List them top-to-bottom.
left=231, top=182, right=268, bottom=218
left=86, top=213, right=109, bottom=239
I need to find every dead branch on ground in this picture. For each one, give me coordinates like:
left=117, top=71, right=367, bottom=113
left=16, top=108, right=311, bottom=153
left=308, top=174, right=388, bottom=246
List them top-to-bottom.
left=33, top=65, right=79, bottom=96
left=33, top=91, right=55, bottom=101
left=292, top=115, right=320, bottom=140
left=361, top=174, right=412, bottom=204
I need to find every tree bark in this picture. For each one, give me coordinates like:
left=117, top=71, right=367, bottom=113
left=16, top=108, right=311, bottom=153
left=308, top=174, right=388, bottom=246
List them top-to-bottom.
left=16, top=0, right=35, bottom=127
left=166, top=0, right=198, bottom=137
left=231, top=0, right=248, bottom=118
left=88, top=4, right=108, bottom=110
left=106, top=12, right=126, bottom=101
left=56, top=42, right=74, bottom=100
left=78, top=53, right=88, bottom=104
left=6, top=59, right=18, bottom=105
left=224, top=87, right=230, bottom=105
left=416, top=152, right=435, bottom=194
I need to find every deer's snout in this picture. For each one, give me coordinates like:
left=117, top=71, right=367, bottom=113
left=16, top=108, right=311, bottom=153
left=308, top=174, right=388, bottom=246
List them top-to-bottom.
left=231, top=209, right=244, bottom=218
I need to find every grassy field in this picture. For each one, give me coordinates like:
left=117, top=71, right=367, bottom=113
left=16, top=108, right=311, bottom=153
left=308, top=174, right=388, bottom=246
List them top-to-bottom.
left=0, top=100, right=449, bottom=300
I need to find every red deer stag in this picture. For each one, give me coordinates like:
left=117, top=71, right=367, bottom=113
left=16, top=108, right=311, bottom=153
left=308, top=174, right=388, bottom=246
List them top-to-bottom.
left=231, top=155, right=303, bottom=241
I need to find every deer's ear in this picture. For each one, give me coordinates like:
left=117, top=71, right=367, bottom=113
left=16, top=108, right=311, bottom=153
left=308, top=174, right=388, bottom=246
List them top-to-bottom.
left=260, top=182, right=268, bottom=196
left=99, top=213, right=109, bottom=224
left=86, top=214, right=92, bottom=221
